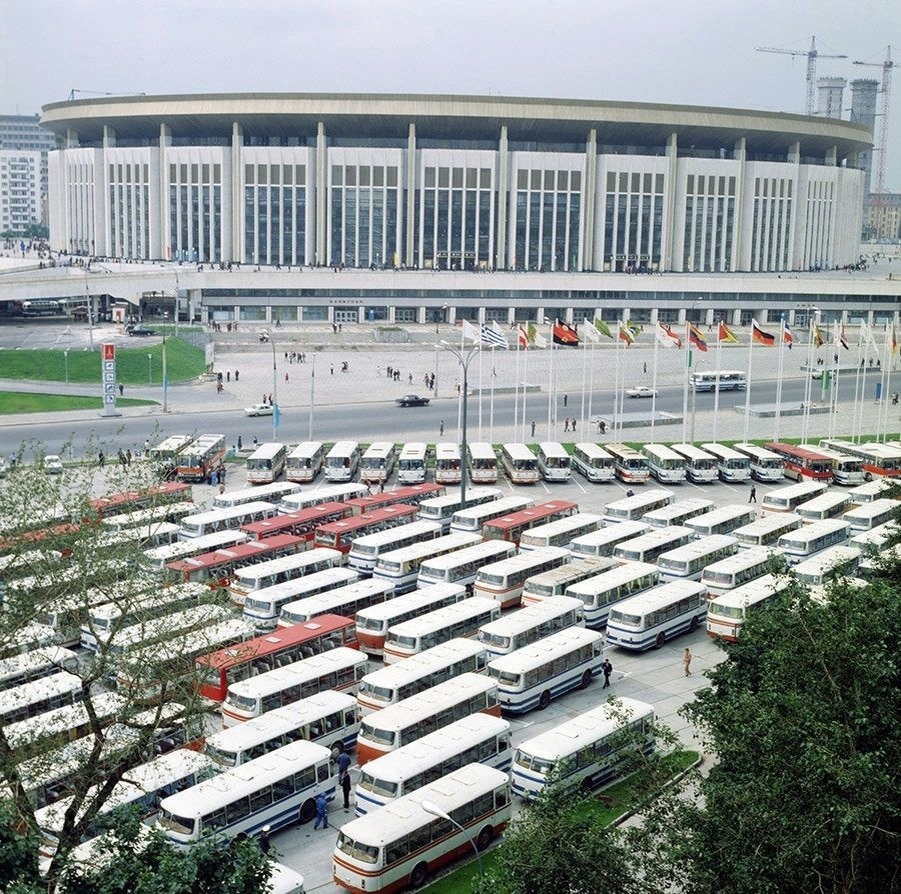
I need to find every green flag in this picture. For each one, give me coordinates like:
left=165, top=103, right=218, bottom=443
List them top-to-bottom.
left=594, top=318, right=613, bottom=339
left=822, top=370, right=832, bottom=390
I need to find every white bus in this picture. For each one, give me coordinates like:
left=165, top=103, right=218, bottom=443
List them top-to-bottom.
left=690, top=369, right=746, bottom=391
left=148, top=434, right=193, bottom=468
left=286, top=441, right=325, bottom=482
left=325, top=441, right=361, bottom=482
left=246, top=442, right=288, bottom=484
left=360, top=442, right=397, bottom=484
left=467, top=442, right=499, bottom=483
left=536, top=442, right=571, bottom=482
left=397, top=443, right=428, bottom=484
left=434, top=443, right=462, bottom=485
left=500, top=443, right=540, bottom=484
left=571, top=443, right=615, bottom=483
left=605, top=443, right=650, bottom=484
left=669, top=443, right=719, bottom=483
left=700, top=443, right=751, bottom=482
left=732, top=443, right=785, bottom=483
left=641, top=444, right=686, bottom=484
left=802, top=444, right=864, bottom=486
left=846, top=478, right=894, bottom=506
left=761, top=480, right=829, bottom=515
left=214, top=481, right=301, bottom=509
left=280, top=483, right=369, bottom=512
left=418, top=487, right=501, bottom=533
left=603, top=489, right=674, bottom=524
left=795, top=492, right=851, bottom=522
left=450, top=496, right=533, bottom=534
left=643, top=498, right=713, bottom=529
left=841, top=498, right=898, bottom=532
left=100, top=502, right=196, bottom=532
left=179, top=502, right=278, bottom=539
left=685, top=505, right=757, bottom=538
left=518, top=513, right=602, bottom=551
left=732, top=513, right=803, bottom=549
left=777, top=519, right=851, bottom=563
left=569, top=520, right=650, bottom=559
left=849, top=520, right=900, bottom=551
left=91, top=521, right=182, bottom=551
left=348, top=521, right=442, bottom=576
left=613, top=526, right=694, bottom=564
left=143, top=528, right=249, bottom=574
left=374, top=532, right=481, bottom=594
left=656, top=535, right=739, bottom=583
left=418, top=540, right=517, bottom=590
left=700, top=545, right=779, bottom=597
left=792, top=545, right=861, bottom=588
left=228, top=547, right=343, bottom=606
left=473, top=547, right=570, bottom=609
left=521, top=557, right=617, bottom=603
left=564, top=561, right=660, bottom=629
left=243, top=567, right=360, bottom=629
left=706, top=573, right=792, bottom=641
left=278, top=578, right=394, bottom=627
left=606, top=579, right=708, bottom=651
left=354, top=584, right=467, bottom=657
left=477, top=596, right=584, bottom=659
left=383, top=597, right=500, bottom=664
left=487, top=626, right=604, bottom=714
left=357, top=637, right=487, bottom=713
left=0, top=646, right=78, bottom=692
left=222, top=647, right=368, bottom=726
left=0, top=672, right=83, bottom=725
left=355, top=673, right=500, bottom=765
left=204, top=690, right=360, bottom=766
left=511, top=697, right=655, bottom=801
left=354, top=714, right=512, bottom=816
left=158, top=740, right=335, bottom=840
left=333, top=764, right=511, bottom=894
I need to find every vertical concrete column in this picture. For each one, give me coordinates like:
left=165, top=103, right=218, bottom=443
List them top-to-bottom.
left=231, top=122, right=243, bottom=263
left=316, top=122, right=327, bottom=266
left=405, top=123, right=416, bottom=267
left=160, top=124, right=172, bottom=260
left=496, top=126, right=509, bottom=270
left=102, top=127, right=116, bottom=148
left=66, top=129, right=79, bottom=149
left=582, top=129, right=597, bottom=271
left=101, top=130, right=115, bottom=257
left=663, top=133, right=678, bottom=271
left=732, top=137, right=746, bottom=271
left=787, top=141, right=800, bottom=165
left=825, top=146, right=837, bottom=166
left=447, top=306, right=457, bottom=326
left=388, top=307, right=396, bottom=324
left=417, top=307, right=426, bottom=324
left=650, top=307, right=659, bottom=325
left=704, top=307, right=715, bottom=327
left=478, top=308, right=486, bottom=324
left=508, top=308, right=515, bottom=326
left=677, top=308, right=687, bottom=324
left=731, top=308, right=741, bottom=325
left=788, top=308, right=796, bottom=326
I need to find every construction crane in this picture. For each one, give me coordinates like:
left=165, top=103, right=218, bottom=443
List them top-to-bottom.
left=756, top=36, right=848, bottom=115
left=853, top=46, right=894, bottom=196
left=67, top=89, right=146, bottom=101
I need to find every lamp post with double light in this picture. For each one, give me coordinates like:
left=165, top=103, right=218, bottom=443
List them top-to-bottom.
left=438, top=340, right=480, bottom=507
left=420, top=799, right=483, bottom=881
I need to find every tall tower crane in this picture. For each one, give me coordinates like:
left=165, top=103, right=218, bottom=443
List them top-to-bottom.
left=756, top=36, right=848, bottom=115
left=853, top=46, right=894, bottom=195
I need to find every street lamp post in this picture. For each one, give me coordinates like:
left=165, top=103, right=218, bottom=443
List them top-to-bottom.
left=434, top=305, right=447, bottom=398
left=262, top=330, right=279, bottom=441
left=161, top=334, right=168, bottom=413
left=439, top=341, right=480, bottom=507
left=63, top=350, right=69, bottom=386
left=147, top=353, right=152, bottom=386
left=420, top=799, right=483, bottom=881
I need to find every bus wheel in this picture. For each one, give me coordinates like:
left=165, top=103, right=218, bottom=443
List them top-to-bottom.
left=865, top=472, right=873, bottom=482
left=689, top=616, right=699, bottom=632
left=655, top=632, right=666, bottom=649
left=580, top=669, right=593, bottom=689
left=538, top=690, right=551, bottom=710
left=298, top=798, right=316, bottom=824
left=476, top=826, right=493, bottom=851
left=410, top=862, right=429, bottom=888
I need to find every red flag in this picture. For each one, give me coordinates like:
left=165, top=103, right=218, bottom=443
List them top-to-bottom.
left=552, top=319, right=580, bottom=346
left=752, top=320, right=775, bottom=347
left=687, top=323, right=708, bottom=352
left=517, top=325, right=529, bottom=348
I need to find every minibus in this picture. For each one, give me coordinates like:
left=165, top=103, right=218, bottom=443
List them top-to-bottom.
left=285, top=441, right=325, bottom=482
left=325, top=441, right=361, bottom=482
left=246, top=442, right=287, bottom=484
left=360, top=442, right=397, bottom=484
left=467, top=442, right=499, bottom=483
left=536, top=442, right=572, bottom=482
left=700, top=442, right=751, bottom=482
left=396, top=443, right=428, bottom=484
left=434, top=443, right=462, bottom=485
left=499, top=443, right=540, bottom=484
left=571, top=443, right=615, bottom=483
left=605, top=443, right=650, bottom=484
left=669, top=443, right=719, bottom=483
left=732, top=443, right=785, bottom=482
left=641, top=444, right=686, bottom=484
left=213, top=481, right=301, bottom=510
left=761, top=481, right=829, bottom=515
left=417, top=487, right=501, bottom=533
left=603, top=490, right=674, bottom=524
left=795, top=492, right=851, bottom=522
left=450, top=496, right=534, bottom=534
left=642, top=498, right=713, bottom=529
left=841, top=498, right=898, bottom=532
left=684, top=505, right=757, bottom=538
left=518, top=513, right=601, bottom=551
left=732, top=513, right=803, bottom=549
left=777, top=518, right=851, bottom=563
left=347, top=520, right=442, bottom=575
left=569, top=520, right=650, bottom=558
left=613, top=526, right=694, bottom=564
left=656, top=535, right=738, bottom=583
left=473, top=547, right=570, bottom=608
left=520, top=557, right=617, bottom=603
left=563, top=561, right=660, bottom=628
left=706, top=573, right=792, bottom=641
left=606, top=580, right=708, bottom=651
left=476, top=595, right=584, bottom=659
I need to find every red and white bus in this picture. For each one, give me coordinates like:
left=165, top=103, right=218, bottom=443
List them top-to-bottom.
left=175, top=434, right=227, bottom=482
left=819, top=439, right=901, bottom=480
left=765, top=442, right=833, bottom=482
left=89, top=482, right=192, bottom=518
left=344, top=484, right=445, bottom=516
left=482, top=500, right=578, bottom=545
left=241, top=502, right=351, bottom=542
left=314, top=505, right=419, bottom=554
left=165, top=533, right=305, bottom=586
left=195, top=613, right=358, bottom=702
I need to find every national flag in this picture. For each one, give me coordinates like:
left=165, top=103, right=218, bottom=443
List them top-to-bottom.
left=594, top=318, right=614, bottom=339
left=461, top=319, right=480, bottom=344
left=552, top=319, right=580, bottom=347
left=582, top=320, right=602, bottom=343
left=625, top=320, right=642, bottom=336
left=752, top=320, right=775, bottom=347
left=717, top=321, right=739, bottom=344
left=783, top=321, right=794, bottom=350
left=858, top=321, right=877, bottom=348
left=481, top=322, right=509, bottom=350
left=528, top=322, right=547, bottom=349
left=618, top=322, right=635, bottom=346
left=656, top=322, right=682, bottom=348
left=813, top=322, right=826, bottom=348
left=687, top=323, right=708, bottom=353
left=838, top=323, right=849, bottom=351
left=889, top=323, right=898, bottom=355
left=518, top=325, right=529, bottom=348
left=822, top=370, right=832, bottom=391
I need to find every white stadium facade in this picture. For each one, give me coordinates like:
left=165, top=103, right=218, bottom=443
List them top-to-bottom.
left=18, top=93, right=899, bottom=328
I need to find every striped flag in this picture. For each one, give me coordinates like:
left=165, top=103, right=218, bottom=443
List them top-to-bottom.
left=594, top=318, right=614, bottom=339
left=552, top=319, right=580, bottom=346
left=752, top=320, right=775, bottom=347
left=718, top=321, right=739, bottom=344
left=783, top=321, right=794, bottom=350
left=480, top=322, right=509, bottom=350
left=528, top=322, right=547, bottom=349
left=618, top=322, right=635, bottom=346
left=656, top=322, right=682, bottom=348
left=813, top=322, right=826, bottom=348
left=687, top=323, right=708, bottom=352
left=838, top=323, right=849, bottom=351
left=890, top=323, right=898, bottom=355
left=518, top=325, right=530, bottom=348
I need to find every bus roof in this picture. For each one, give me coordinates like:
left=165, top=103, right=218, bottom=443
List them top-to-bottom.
left=288, top=441, right=324, bottom=458
left=247, top=442, right=286, bottom=461
left=485, top=501, right=578, bottom=531
left=316, top=505, right=417, bottom=536
left=350, top=521, right=442, bottom=550
left=377, top=532, right=481, bottom=565
left=167, top=534, right=305, bottom=573
left=419, top=540, right=515, bottom=571
left=476, top=547, right=570, bottom=576
left=566, top=561, right=659, bottom=595
left=709, top=573, right=791, bottom=609
left=609, top=579, right=707, bottom=615
left=354, top=584, right=466, bottom=623
left=478, top=596, right=584, bottom=637
left=386, top=597, right=498, bottom=638
left=486, top=627, right=602, bottom=674
left=360, top=637, right=484, bottom=687
left=226, top=647, right=366, bottom=700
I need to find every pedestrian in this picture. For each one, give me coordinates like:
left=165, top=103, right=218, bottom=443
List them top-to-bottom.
left=643, top=361, right=647, bottom=374
left=330, top=364, right=334, bottom=375
left=227, top=370, right=231, bottom=382
left=235, top=370, right=239, bottom=382
left=285, top=372, right=289, bottom=383
left=408, top=373, right=413, bottom=385
left=118, top=383, right=124, bottom=397
left=562, top=393, right=568, bottom=407
left=268, top=394, right=272, bottom=404
left=571, top=417, right=577, bottom=432
left=563, top=418, right=569, bottom=433
left=439, top=420, right=445, bottom=437
left=530, top=420, right=536, bottom=438
left=143, top=439, right=150, bottom=455
left=126, top=449, right=132, bottom=466
left=98, top=451, right=105, bottom=468
left=219, top=465, right=226, bottom=484
left=211, top=468, right=219, bottom=487
left=379, top=480, right=385, bottom=493
left=218, top=482, right=225, bottom=495
left=749, top=485, right=757, bottom=503
left=625, top=489, right=634, bottom=497
left=683, top=647, right=693, bottom=677
left=601, top=657, right=613, bottom=688
left=336, top=750, right=351, bottom=780
left=341, top=770, right=352, bottom=810
left=313, top=792, right=329, bottom=829
left=259, top=825, right=271, bottom=854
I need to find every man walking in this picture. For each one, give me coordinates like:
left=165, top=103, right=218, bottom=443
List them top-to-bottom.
left=439, top=420, right=445, bottom=437
left=530, top=420, right=536, bottom=438
left=749, top=485, right=757, bottom=504
left=683, top=647, right=693, bottom=677
left=601, top=657, right=613, bottom=688
left=341, top=770, right=352, bottom=810
left=313, top=792, right=329, bottom=829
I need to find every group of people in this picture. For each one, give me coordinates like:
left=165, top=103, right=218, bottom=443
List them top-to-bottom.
left=562, top=417, right=579, bottom=433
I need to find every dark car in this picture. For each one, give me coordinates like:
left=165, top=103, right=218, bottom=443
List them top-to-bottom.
left=128, top=325, right=156, bottom=337
left=395, top=394, right=430, bottom=407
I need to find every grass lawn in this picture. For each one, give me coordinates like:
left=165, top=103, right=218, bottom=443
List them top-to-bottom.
left=0, top=337, right=206, bottom=385
left=0, top=392, right=155, bottom=414
left=425, top=751, right=700, bottom=893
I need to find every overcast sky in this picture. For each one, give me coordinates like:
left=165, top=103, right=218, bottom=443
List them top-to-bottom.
left=1, top=0, right=897, bottom=187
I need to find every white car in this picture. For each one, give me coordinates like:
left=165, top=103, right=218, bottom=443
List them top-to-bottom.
left=625, top=386, right=657, bottom=398
left=244, top=403, right=274, bottom=417
left=44, top=455, right=64, bottom=474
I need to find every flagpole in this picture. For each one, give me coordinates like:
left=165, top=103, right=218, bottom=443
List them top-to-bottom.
left=801, top=315, right=816, bottom=445
left=773, top=317, right=787, bottom=442
left=546, top=320, right=554, bottom=439
left=682, top=321, right=691, bottom=444
left=712, top=321, right=722, bottom=443
left=650, top=323, right=660, bottom=441
left=742, top=323, right=754, bottom=443
left=829, top=323, right=841, bottom=439
left=457, top=324, right=465, bottom=436
left=587, top=324, right=596, bottom=433
left=579, top=325, right=587, bottom=429
left=879, top=325, right=892, bottom=441
left=851, top=329, right=863, bottom=443
left=513, top=337, right=520, bottom=441
left=478, top=340, right=484, bottom=441
left=522, top=341, right=529, bottom=442
left=489, top=345, right=495, bottom=445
